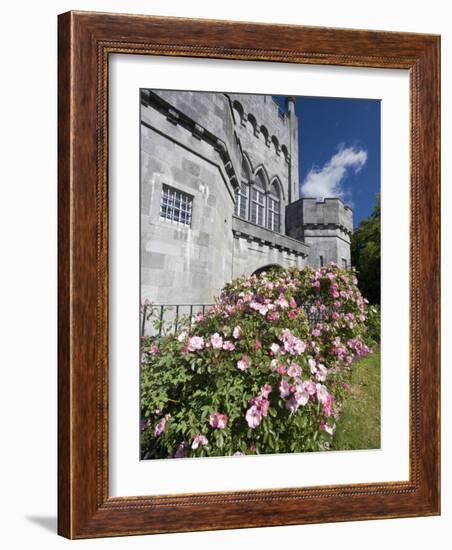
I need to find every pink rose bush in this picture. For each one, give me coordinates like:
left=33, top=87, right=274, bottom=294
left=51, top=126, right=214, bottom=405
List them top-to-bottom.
left=141, top=265, right=373, bottom=459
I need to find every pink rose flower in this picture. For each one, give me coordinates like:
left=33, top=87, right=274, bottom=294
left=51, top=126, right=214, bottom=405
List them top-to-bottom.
left=276, top=294, right=289, bottom=309
left=267, top=310, right=280, bottom=321
left=232, top=326, right=241, bottom=339
left=280, top=328, right=306, bottom=355
left=210, top=332, right=223, bottom=349
left=186, top=336, right=204, bottom=352
left=222, top=340, right=235, bottom=351
left=270, top=343, right=280, bottom=355
left=148, top=345, right=159, bottom=355
left=237, top=355, right=251, bottom=371
left=308, top=357, right=317, bottom=374
left=287, top=362, right=302, bottom=379
left=315, top=364, right=328, bottom=382
left=279, top=378, right=291, bottom=398
left=301, top=379, right=317, bottom=396
left=316, top=383, right=330, bottom=404
left=260, top=384, right=272, bottom=398
left=293, top=387, right=310, bottom=407
left=322, top=393, right=335, bottom=417
left=259, top=398, right=270, bottom=417
left=245, top=405, right=262, bottom=429
left=209, top=412, right=228, bottom=429
left=154, top=415, right=169, bottom=437
left=320, top=421, right=336, bottom=435
left=191, top=434, right=209, bottom=450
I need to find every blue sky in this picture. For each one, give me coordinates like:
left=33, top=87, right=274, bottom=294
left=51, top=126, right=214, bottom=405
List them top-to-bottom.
left=273, top=95, right=381, bottom=227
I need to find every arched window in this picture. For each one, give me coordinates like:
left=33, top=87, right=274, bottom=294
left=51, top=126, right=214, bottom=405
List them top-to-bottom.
left=234, top=156, right=251, bottom=219
left=250, top=170, right=267, bottom=227
left=267, top=180, right=281, bottom=232
left=252, top=264, right=283, bottom=277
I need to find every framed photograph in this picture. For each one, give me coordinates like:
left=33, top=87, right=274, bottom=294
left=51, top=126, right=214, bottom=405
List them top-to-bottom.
left=58, top=11, right=440, bottom=538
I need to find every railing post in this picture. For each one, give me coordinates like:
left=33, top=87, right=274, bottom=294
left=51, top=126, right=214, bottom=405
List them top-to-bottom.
left=141, top=303, right=147, bottom=338
left=175, top=305, right=179, bottom=333
left=159, top=306, right=164, bottom=337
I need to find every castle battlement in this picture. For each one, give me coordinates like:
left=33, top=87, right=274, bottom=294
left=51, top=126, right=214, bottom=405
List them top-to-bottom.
left=286, top=197, right=353, bottom=269
left=298, top=198, right=353, bottom=235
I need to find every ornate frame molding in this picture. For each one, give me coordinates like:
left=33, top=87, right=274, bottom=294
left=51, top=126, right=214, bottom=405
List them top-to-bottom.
left=58, top=11, right=440, bottom=538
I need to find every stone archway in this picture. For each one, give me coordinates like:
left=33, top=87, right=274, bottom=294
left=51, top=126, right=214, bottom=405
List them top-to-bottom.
left=252, top=264, right=283, bottom=277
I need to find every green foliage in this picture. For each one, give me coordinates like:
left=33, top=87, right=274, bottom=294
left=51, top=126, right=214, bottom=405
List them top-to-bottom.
left=351, top=193, right=381, bottom=304
left=140, top=265, right=373, bottom=460
left=364, top=305, right=381, bottom=346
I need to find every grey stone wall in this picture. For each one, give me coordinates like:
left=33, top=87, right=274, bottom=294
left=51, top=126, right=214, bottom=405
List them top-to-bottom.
left=141, top=113, right=235, bottom=306
left=231, top=216, right=309, bottom=277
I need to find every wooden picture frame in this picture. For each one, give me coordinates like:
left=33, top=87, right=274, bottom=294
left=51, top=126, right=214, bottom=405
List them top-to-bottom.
left=58, top=10, right=440, bottom=539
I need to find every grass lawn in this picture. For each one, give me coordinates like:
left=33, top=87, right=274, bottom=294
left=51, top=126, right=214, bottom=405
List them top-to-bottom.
left=332, top=348, right=381, bottom=451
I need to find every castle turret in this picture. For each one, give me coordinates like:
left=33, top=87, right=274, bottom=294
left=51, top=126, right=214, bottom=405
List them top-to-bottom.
left=286, top=96, right=299, bottom=204
left=286, top=198, right=353, bottom=268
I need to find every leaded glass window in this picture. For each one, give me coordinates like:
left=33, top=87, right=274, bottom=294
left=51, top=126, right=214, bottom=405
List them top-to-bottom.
left=250, top=175, right=266, bottom=226
left=267, top=181, right=280, bottom=232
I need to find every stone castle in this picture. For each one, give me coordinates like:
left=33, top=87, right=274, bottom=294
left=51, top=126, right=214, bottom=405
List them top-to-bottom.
left=140, top=90, right=353, bottom=310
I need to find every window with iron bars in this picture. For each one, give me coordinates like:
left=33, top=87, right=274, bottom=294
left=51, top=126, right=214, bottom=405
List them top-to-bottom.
left=160, top=184, right=193, bottom=227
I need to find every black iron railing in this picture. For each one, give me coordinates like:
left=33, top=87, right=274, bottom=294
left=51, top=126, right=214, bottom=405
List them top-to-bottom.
left=141, top=301, right=330, bottom=338
left=141, top=303, right=214, bottom=337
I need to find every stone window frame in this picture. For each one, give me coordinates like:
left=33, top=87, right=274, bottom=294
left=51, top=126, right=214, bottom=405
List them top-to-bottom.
left=159, top=183, right=194, bottom=227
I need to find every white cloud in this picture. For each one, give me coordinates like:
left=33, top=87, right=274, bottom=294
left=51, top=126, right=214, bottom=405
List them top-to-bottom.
left=300, top=145, right=367, bottom=200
